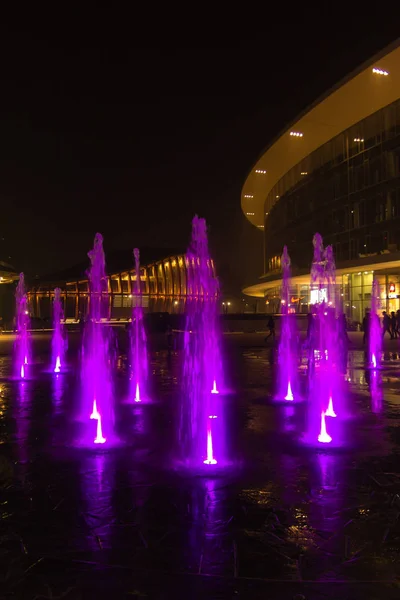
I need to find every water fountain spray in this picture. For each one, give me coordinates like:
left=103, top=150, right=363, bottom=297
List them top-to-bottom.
left=179, top=216, right=223, bottom=466
left=82, top=233, right=114, bottom=444
left=307, top=234, right=344, bottom=445
left=277, top=246, right=298, bottom=401
left=130, top=248, right=149, bottom=402
left=14, top=273, right=31, bottom=379
left=369, top=279, right=382, bottom=369
left=52, top=288, right=66, bottom=373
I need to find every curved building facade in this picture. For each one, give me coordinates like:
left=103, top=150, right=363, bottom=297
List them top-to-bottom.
left=242, top=40, right=400, bottom=323
left=29, top=250, right=216, bottom=320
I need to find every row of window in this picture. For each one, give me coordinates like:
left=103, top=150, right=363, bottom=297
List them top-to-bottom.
left=265, top=98, right=400, bottom=212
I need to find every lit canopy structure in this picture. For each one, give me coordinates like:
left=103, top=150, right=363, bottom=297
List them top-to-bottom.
left=0, top=260, right=19, bottom=284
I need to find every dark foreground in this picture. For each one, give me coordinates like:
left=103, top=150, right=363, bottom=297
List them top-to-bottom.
left=1, top=332, right=400, bottom=599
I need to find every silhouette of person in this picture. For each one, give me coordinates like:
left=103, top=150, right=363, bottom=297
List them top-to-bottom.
left=382, top=311, right=392, bottom=339
left=265, top=316, right=275, bottom=343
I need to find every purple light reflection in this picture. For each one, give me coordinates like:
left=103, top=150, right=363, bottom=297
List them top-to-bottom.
left=370, top=369, right=383, bottom=413
left=79, top=454, right=114, bottom=553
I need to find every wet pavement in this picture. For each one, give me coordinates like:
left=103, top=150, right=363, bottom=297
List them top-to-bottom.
left=1, top=332, right=400, bottom=599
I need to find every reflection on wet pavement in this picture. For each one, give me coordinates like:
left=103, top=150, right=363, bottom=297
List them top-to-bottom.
left=1, top=333, right=400, bottom=598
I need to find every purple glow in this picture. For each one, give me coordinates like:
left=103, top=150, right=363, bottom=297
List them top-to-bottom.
left=180, top=215, right=224, bottom=466
left=81, top=233, right=114, bottom=444
left=277, top=247, right=298, bottom=401
left=130, top=248, right=148, bottom=403
left=14, top=273, right=31, bottom=379
left=369, top=279, right=382, bottom=369
left=52, top=288, right=66, bottom=373
left=370, top=369, right=383, bottom=413
left=211, top=379, right=219, bottom=394
left=284, top=381, right=294, bottom=401
left=134, top=382, right=141, bottom=403
left=325, top=395, right=337, bottom=418
left=90, top=399, right=99, bottom=420
left=318, top=412, right=332, bottom=443
left=94, top=415, right=106, bottom=444
left=203, top=427, right=217, bottom=465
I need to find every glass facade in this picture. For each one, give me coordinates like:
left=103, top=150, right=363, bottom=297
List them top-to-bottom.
left=259, top=98, right=400, bottom=323
left=264, top=98, right=400, bottom=271
left=263, top=271, right=400, bottom=325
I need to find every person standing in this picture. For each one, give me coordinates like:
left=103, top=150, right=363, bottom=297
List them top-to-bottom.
left=362, top=309, right=370, bottom=346
left=382, top=311, right=392, bottom=339
left=391, top=311, right=398, bottom=339
left=265, top=315, right=275, bottom=343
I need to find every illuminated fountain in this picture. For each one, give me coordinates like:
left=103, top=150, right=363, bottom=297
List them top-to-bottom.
left=179, top=215, right=223, bottom=466
left=81, top=233, right=114, bottom=444
left=305, top=233, right=344, bottom=446
left=276, top=246, right=298, bottom=401
left=130, top=248, right=149, bottom=402
left=14, top=273, right=31, bottom=379
left=369, top=279, right=382, bottom=369
left=52, top=288, right=66, bottom=373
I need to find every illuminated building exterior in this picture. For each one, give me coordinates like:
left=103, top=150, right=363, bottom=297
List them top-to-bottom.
left=242, top=40, right=400, bottom=323
left=28, top=249, right=216, bottom=320
left=0, top=261, right=19, bottom=324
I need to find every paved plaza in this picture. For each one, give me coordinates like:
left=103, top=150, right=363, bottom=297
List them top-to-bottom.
left=1, top=332, right=400, bottom=599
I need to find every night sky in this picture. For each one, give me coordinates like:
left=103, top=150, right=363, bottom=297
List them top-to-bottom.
left=0, top=21, right=398, bottom=295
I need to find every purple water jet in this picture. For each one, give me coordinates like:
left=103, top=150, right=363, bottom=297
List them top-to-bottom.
left=179, top=216, right=223, bottom=466
left=81, top=233, right=114, bottom=444
left=305, top=234, right=345, bottom=446
left=276, top=246, right=299, bottom=401
left=129, top=248, right=149, bottom=403
left=14, top=273, right=31, bottom=379
left=369, top=279, right=382, bottom=369
left=52, top=288, right=66, bottom=373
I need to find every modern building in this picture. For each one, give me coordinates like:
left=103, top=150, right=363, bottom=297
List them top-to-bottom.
left=242, top=39, right=400, bottom=324
left=28, top=248, right=216, bottom=320
left=0, top=260, right=19, bottom=325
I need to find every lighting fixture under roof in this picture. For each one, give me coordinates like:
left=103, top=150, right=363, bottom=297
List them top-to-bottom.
left=372, top=67, right=389, bottom=76
left=290, top=131, right=303, bottom=137
left=354, top=137, right=364, bottom=142
left=255, top=169, right=267, bottom=174
left=301, top=171, right=307, bottom=175
left=244, top=194, right=253, bottom=198
left=246, top=212, right=255, bottom=216
left=257, top=225, right=264, bottom=228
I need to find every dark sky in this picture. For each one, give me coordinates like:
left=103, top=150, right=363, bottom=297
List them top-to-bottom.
left=0, top=20, right=398, bottom=293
